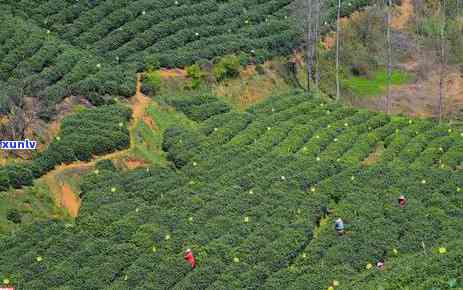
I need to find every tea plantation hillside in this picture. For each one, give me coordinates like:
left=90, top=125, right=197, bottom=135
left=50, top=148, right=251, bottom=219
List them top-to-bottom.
left=0, top=0, right=376, bottom=112
left=0, top=10, right=136, bottom=113
left=1, top=92, right=462, bottom=289
left=0, top=104, right=131, bottom=191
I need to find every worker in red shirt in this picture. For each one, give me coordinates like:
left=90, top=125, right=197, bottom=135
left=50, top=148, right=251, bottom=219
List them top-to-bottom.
left=398, top=195, right=408, bottom=208
left=184, top=249, right=196, bottom=269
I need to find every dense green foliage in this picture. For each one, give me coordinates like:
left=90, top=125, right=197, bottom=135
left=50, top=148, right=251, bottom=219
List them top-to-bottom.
left=0, top=0, right=380, bottom=112
left=0, top=0, right=298, bottom=112
left=0, top=10, right=136, bottom=114
left=213, top=55, right=242, bottom=81
left=1, top=92, right=462, bottom=289
left=162, top=94, right=231, bottom=122
left=0, top=105, right=131, bottom=191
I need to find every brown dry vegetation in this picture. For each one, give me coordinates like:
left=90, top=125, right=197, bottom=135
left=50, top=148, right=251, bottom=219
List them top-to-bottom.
left=326, top=0, right=463, bottom=118
left=391, top=0, right=413, bottom=30
left=214, top=61, right=291, bottom=110
left=159, top=68, right=187, bottom=78
left=125, top=158, right=150, bottom=170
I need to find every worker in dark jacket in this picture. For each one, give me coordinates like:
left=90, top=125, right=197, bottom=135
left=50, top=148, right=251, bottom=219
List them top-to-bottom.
left=321, top=205, right=333, bottom=218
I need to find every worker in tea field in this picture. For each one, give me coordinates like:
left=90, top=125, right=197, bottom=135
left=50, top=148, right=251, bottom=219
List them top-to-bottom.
left=398, top=195, right=408, bottom=208
left=321, top=205, right=333, bottom=218
left=334, top=218, right=345, bottom=235
left=184, top=249, right=196, bottom=269
left=376, top=259, right=385, bottom=270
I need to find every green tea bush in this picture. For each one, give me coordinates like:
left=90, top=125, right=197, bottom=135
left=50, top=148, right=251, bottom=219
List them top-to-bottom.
left=186, top=64, right=204, bottom=89
left=144, top=69, right=162, bottom=95
left=164, top=95, right=231, bottom=122
left=0, top=164, right=34, bottom=189
left=6, top=209, right=22, bottom=224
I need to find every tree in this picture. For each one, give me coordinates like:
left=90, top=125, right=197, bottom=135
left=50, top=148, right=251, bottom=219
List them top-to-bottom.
left=296, top=0, right=324, bottom=92
left=306, top=0, right=314, bottom=91
left=314, top=0, right=321, bottom=89
left=336, top=0, right=342, bottom=101
left=385, top=0, right=393, bottom=114
left=438, top=0, right=447, bottom=123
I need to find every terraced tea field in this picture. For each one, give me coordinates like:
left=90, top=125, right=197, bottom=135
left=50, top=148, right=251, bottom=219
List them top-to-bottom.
left=1, top=92, right=462, bottom=289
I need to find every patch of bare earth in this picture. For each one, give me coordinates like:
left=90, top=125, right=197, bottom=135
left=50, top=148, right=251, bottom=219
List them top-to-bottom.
left=349, top=0, right=463, bottom=117
left=357, top=67, right=463, bottom=118
left=159, top=68, right=187, bottom=78
left=143, top=115, right=159, bottom=131
left=362, top=143, right=385, bottom=166
left=125, top=158, right=149, bottom=170
left=43, top=170, right=83, bottom=218
left=60, top=183, right=81, bottom=218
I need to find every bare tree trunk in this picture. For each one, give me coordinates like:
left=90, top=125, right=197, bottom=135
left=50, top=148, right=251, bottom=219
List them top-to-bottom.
left=306, top=0, right=313, bottom=92
left=315, top=0, right=321, bottom=90
left=336, top=0, right=342, bottom=101
left=386, top=0, right=393, bottom=114
left=438, top=0, right=447, bottom=123
left=458, top=0, right=461, bottom=16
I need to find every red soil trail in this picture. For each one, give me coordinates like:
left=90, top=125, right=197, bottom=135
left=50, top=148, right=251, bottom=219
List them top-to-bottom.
left=60, top=183, right=81, bottom=218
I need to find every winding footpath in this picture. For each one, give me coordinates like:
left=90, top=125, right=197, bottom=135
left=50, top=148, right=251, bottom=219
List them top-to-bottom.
left=42, top=74, right=152, bottom=218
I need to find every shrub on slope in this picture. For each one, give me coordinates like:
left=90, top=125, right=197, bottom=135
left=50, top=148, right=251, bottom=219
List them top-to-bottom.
left=163, top=95, right=231, bottom=122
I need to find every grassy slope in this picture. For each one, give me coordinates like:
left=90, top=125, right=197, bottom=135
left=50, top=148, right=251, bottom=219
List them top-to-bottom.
left=343, top=69, right=415, bottom=98
left=131, top=102, right=198, bottom=166
left=0, top=181, right=69, bottom=233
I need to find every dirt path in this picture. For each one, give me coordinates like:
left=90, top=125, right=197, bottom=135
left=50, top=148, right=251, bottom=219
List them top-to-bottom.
left=42, top=74, right=153, bottom=218
left=44, top=172, right=81, bottom=218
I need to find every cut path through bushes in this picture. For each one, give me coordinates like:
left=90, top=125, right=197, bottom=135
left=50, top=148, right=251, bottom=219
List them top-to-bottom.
left=42, top=74, right=153, bottom=218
